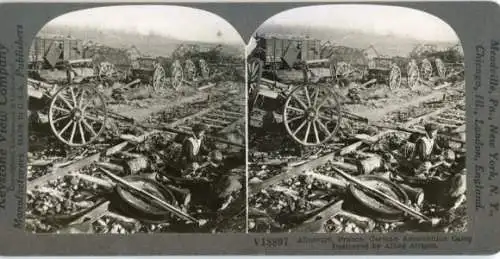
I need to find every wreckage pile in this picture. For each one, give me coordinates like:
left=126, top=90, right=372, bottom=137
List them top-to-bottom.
left=27, top=73, right=246, bottom=233
left=248, top=77, right=467, bottom=233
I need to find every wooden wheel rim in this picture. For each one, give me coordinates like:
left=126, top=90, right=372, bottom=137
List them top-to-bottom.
left=247, top=57, right=262, bottom=96
left=435, top=58, right=446, bottom=79
left=184, top=59, right=196, bottom=81
left=199, top=59, right=210, bottom=79
left=420, top=59, right=432, bottom=80
left=171, top=60, right=183, bottom=90
left=407, top=61, right=419, bottom=89
left=99, top=62, right=115, bottom=78
left=389, top=64, right=401, bottom=90
left=153, top=65, right=165, bottom=91
left=48, top=84, right=107, bottom=147
left=283, top=84, right=342, bottom=146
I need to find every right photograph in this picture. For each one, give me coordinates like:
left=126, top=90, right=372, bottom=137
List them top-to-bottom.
left=247, top=5, right=466, bottom=233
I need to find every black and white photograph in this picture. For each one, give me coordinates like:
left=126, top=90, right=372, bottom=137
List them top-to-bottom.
left=26, top=5, right=246, bottom=234
left=247, top=5, right=466, bottom=233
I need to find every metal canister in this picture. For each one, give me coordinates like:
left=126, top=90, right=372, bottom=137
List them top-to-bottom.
left=356, top=155, right=382, bottom=175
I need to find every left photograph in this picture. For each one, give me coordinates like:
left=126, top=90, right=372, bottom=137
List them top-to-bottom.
left=26, top=5, right=246, bottom=234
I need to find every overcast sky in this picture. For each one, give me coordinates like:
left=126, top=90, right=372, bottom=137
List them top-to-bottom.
left=46, top=5, right=243, bottom=44
left=262, top=5, right=459, bottom=42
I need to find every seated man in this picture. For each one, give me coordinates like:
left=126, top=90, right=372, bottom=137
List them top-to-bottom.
left=178, top=123, right=211, bottom=174
left=411, top=123, right=442, bottom=163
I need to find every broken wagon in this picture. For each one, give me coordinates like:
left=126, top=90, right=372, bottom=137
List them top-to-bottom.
left=247, top=34, right=335, bottom=88
left=247, top=39, right=369, bottom=147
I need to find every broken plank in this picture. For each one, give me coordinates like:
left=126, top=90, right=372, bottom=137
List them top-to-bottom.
left=168, top=100, right=234, bottom=127
left=340, top=104, right=455, bottom=156
left=216, top=110, right=244, bottom=117
left=205, top=112, right=241, bottom=121
left=199, top=116, right=232, bottom=125
left=434, top=116, right=464, bottom=125
left=219, top=118, right=245, bottom=133
left=250, top=152, right=336, bottom=194
left=27, top=153, right=101, bottom=190
left=291, top=200, right=344, bottom=233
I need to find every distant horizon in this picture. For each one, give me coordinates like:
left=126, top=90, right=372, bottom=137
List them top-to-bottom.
left=42, top=5, right=244, bottom=45
left=259, top=5, right=460, bottom=43
left=256, top=23, right=459, bottom=45
left=39, top=24, right=243, bottom=47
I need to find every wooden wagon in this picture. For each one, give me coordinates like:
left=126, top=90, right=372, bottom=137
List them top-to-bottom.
left=247, top=35, right=369, bottom=147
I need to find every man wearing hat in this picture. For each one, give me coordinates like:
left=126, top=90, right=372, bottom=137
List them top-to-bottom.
left=64, top=61, right=78, bottom=84
left=178, top=123, right=210, bottom=173
left=411, top=123, right=442, bottom=164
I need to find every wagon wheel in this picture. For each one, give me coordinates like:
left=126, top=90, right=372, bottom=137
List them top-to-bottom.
left=247, top=57, right=263, bottom=96
left=420, top=58, right=432, bottom=80
left=435, top=58, right=446, bottom=79
left=184, top=59, right=196, bottom=81
left=199, top=59, right=210, bottom=79
left=171, top=60, right=183, bottom=90
left=407, top=60, right=419, bottom=90
left=329, top=61, right=336, bottom=81
left=99, top=62, right=115, bottom=78
left=336, top=62, right=350, bottom=77
left=152, top=64, right=165, bottom=91
left=389, top=64, right=401, bottom=90
left=48, top=84, right=107, bottom=147
left=283, top=84, right=342, bottom=146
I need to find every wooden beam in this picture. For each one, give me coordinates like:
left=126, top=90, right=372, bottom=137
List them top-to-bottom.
left=199, top=116, right=232, bottom=125
left=250, top=152, right=336, bottom=194
left=27, top=153, right=101, bottom=191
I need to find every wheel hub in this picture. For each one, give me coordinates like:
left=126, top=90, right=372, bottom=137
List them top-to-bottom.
left=72, top=108, right=83, bottom=121
left=306, top=108, right=316, bottom=120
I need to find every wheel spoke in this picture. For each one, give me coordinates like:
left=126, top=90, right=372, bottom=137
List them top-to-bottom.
left=304, top=86, right=311, bottom=106
left=70, top=87, right=77, bottom=106
left=312, top=87, right=319, bottom=107
left=78, top=88, right=85, bottom=108
left=291, top=93, right=308, bottom=110
left=57, top=94, right=74, bottom=110
left=52, top=106, right=71, bottom=114
left=286, top=106, right=305, bottom=114
left=52, top=114, right=70, bottom=124
left=287, top=115, right=304, bottom=125
left=82, top=118, right=98, bottom=137
left=293, top=119, right=308, bottom=136
left=316, top=119, right=331, bottom=135
left=58, top=120, right=73, bottom=136
left=78, top=121, right=86, bottom=144
left=313, top=121, right=320, bottom=144
left=69, top=122, right=77, bottom=144
left=303, top=122, right=311, bottom=143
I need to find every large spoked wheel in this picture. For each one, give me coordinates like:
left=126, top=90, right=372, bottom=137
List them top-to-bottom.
left=435, top=58, right=446, bottom=79
left=184, top=59, right=196, bottom=81
left=199, top=59, right=210, bottom=79
left=420, top=59, right=432, bottom=80
left=171, top=60, right=183, bottom=90
left=407, top=60, right=419, bottom=90
left=99, top=62, right=115, bottom=78
left=152, top=64, right=165, bottom=91
left=389, top=64, right=401, bottom=90
left=48, top=84, right=107, bottom=147
left=283, top=84, right=342, bottom=146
